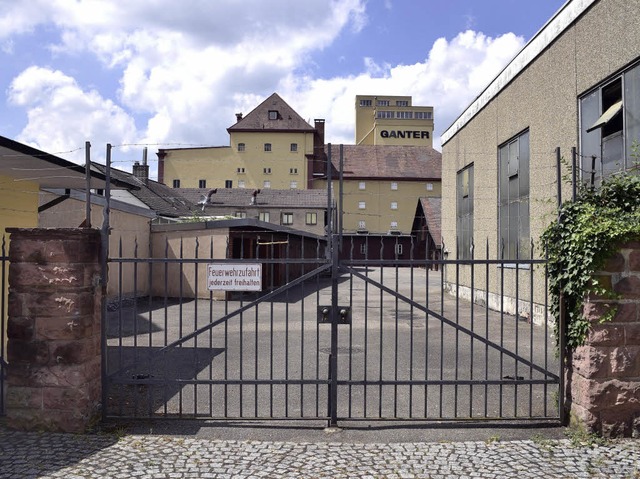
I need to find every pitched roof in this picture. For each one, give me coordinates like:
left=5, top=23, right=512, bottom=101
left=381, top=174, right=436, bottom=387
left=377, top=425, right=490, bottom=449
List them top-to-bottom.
left=228, top=93, right=315, bottom=133
left=0, top=135, right=131, bottom=190
left=325, top=144, right=441, bottom=180
left=92, top=163, right=197, bottom=218
left=176, top=187, right=328, bottom=209
left=419, top=197, right=442, bottom=247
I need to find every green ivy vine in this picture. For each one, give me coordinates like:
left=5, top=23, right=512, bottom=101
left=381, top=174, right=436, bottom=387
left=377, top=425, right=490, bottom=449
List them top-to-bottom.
left=541, top=171, right=640, bottom=350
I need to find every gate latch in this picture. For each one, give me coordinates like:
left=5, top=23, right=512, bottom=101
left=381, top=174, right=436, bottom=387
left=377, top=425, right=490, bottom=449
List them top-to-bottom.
left=318, top=306, right=351, bottom=325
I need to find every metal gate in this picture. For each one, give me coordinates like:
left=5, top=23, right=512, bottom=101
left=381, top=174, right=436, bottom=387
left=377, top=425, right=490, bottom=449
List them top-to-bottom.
left=103, top=233, right=561, bottom=425
left=1, top=235, right=7, bottom=416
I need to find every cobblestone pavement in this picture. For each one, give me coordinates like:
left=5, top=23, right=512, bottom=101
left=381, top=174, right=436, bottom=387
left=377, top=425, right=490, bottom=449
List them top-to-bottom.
left=1, top=429, right=639, bottom=478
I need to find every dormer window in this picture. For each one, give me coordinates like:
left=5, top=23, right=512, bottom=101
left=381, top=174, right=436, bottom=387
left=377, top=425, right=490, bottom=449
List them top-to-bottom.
left=268, top=110, right=278, bottom=120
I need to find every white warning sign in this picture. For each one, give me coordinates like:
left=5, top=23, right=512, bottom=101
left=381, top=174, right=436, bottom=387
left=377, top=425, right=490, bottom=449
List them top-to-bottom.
left=207, top=263, right=262, bottom=291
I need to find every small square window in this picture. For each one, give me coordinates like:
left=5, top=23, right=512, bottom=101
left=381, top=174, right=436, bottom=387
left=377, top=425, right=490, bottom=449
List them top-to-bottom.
left=359, top=99, right=372, bottom=107
left=376, top=100, right=389, bottom=106
left=396, top=100, right=409, bottom=107
left=268, top=110, right=278, bottom=120
left=238, top=143, right=245, bottom=152
left=264, top=143, right=272, bottom=152
left=290, top=143, right=298, bottom=152
left=237, top=167, right=245, bottom=174
left=264, top=167, right=271, bottom=174
left=290, top=168, right=298, bottom=174
left=172, top=179, right=180, bottom=188
left=199, top=179, right=206, bottom=188
left=225, top=180, right=233, bottom=188
left=238, top=180, right=245, bottom=188
left=263, top=180, right=271, bottom=188
left=290, top=181, right=298, bottom=189
left=358, top=181, right=366, bottom=190
left=391, top=182, right=398, bottom=190
left=426, top=183, right=433, bottom=191
left=358, top=201, right=366, bottom=209
left=391, top=201, right=398, bottom=210
left=235, top=211, right=246, bottom=219
left=259, top=212, right=270, bottom=222
left=281, top=212, right=293, bottom=225
left=305, top=212, right=317, bottom=225
left=358, top=220, right=366, bottom=230
left=390, top=221, right=398, bottom=229
left=395, top=244, right=403, bottom=255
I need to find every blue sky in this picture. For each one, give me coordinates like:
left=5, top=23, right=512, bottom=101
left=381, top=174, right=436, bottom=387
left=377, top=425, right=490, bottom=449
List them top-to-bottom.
left=0, top=0, right=566, bottom=177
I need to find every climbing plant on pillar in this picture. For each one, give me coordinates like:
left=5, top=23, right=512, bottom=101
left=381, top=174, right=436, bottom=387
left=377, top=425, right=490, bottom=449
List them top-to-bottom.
left=541, top=171, right=640, bottom=349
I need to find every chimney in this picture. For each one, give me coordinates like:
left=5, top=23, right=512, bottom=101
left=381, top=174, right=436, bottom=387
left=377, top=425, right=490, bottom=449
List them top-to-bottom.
left=235, top=112, right=243, bottom=122
left=310, top=119, right=327, bottom=188
left=133, top=149, right=149, bottom=184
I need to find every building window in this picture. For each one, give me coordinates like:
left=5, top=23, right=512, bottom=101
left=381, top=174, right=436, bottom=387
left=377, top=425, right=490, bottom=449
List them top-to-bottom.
left=580, top=62, right=640, bottom=184
left=359, top=99, right=372, bottom=107
left=376, top=99, right=390, bottom=106
left=396, top=100, right=409, bottom=107
left=268, top=110, right=278, bottom=120
left=376, top=111, right=394, bottom=119
left=396, top=111, right=413, bottom=119
left=415, top=111, right=433, bottom=120
left=498, top=131, right=530, bottom=260
left=238, top=143, right=246, bottom=152
left=264, top=143, right=272, bottom=152
left=290, top=143, right=297, bottom=152
left=456, top=165, right=474, bottom=260
left=237, top=167, right=245, bottom=174
left=263, top=167, right=271, bottom=174
left=290, top=168, right=298, bottom=174
left=172, top=179, right=180, bottom=188
left=198, top=179, right=206, bottom=188
left=225, top=180, right=233, bottom=188
left=238, top=180, right=245, bottom=188
left=263, top=180, right=271, bottom=188
left=290, top=181, right=298, bottom=189
left=358, top=181, right=366, bottom=190
left=391, top=182, right=398, bottom=190
left=426, top=182, right=433, bottom=191
left=358, top=201, right=366, bottom=209
left=391, top=201, right=398, bottom=210
left=235, top=211, right=247, bottom=219
left=259, top=212, right=270, bottom=222
left=281, top=212, right=293, bottom=225
left=305, top=212, right=317, bottom=225
left=358, top=220, right=366, bottom=230
left=390, top=221, right=398, bottom=229
left=360, top=244, right=367, bottom=255
left=395, top=244, right=403, bottom=255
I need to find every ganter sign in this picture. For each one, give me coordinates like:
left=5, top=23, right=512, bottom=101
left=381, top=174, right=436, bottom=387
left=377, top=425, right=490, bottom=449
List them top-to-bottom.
left=207, top=263, right=262, bottom=291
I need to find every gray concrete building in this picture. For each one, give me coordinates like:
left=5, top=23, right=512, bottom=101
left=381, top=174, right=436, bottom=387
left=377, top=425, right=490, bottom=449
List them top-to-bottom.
left=440, top=0, right=640, bottom=317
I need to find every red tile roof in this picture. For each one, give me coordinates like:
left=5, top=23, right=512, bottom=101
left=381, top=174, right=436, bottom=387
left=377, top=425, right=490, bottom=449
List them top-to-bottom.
left=228, top=93, right=315, bottom=133
left=325, top=144, right=441, bottom=180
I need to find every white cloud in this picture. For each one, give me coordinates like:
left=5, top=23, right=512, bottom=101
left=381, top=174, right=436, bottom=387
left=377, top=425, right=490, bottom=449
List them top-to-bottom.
left=281, top=30, right=525, bottom=149
left=8, top=66, right=138, bottom=163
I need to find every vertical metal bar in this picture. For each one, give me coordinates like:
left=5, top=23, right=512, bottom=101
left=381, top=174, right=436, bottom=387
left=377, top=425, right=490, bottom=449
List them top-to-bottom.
left=84, top=141, right=91, bottom=228
left=100, top=143, right=111, bottom=421
left=338, top=144, right=344, bottom=253
left=556, top=147, right=562, bottom=215
left=571, top=147, right=577, bottom=202
left=590, top=155, right=596, bottom=189
left=329, top=232, right=339, bottom=425
left=147, top=234, right=154, bottom=418
left=424, top=234, right=430, bottom=418
left=239, top=235, right=244, bottom=417
left=363, top=235, right=369, bottom=417
left=0, top=236, right=5, bottom=416
left=348, top=236, right=354, bottom=418
left=409, top=236, right=415, bottom=418
left=178, top=237, right=184, bottom=417
left=194, top=237, right=199, bottom=416
left=209, top=237, right=214, bottom=417
left=224, top=237, right=229, bottom=417
left=284, top=237, right=290, bottom=417
left=299, top=237, right=306, bottom=417
left=378, top=237, right=384, bottom=418
left=133, top=238, right=139, bottom=416
left=163, top=238, right=169, bottom=416
left=394, top=238, right=399, bottom=418
left=116, top=239, right=123, bottom=417
left=439, top=239, right=445, bottom=418
left=469, top=239, right=475, bottom=418
left=484, top=239, right=490, bottom=418
left=499, top=239, right=505, bottom=417
left=529, top=239, right=535, bottom=418
left=514, top=246, right=520, bottom=418
left=454, top=250, right=459, bottom=418
left=558, top=275, right=567, bottom=425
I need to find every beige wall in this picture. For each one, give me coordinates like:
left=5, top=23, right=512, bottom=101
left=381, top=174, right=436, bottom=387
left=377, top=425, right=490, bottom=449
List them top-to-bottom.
left=441, top=0, right=640, bottom=313
left=162, top=130, right=314, bottom=190
left=318, top=178, right=441, bottom=234
left=39, top=193, right=152, bottom=298
left=151, top=226, right=230, bottom=300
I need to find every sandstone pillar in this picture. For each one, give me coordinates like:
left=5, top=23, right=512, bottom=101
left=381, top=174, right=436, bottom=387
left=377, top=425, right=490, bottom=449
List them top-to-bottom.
left=6, top=228, right=102, bottom=433
left=568, top=240, right=640, bottom=437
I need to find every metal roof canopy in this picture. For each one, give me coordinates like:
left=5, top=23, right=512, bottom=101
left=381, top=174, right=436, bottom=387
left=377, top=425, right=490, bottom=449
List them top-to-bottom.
left=0, top=136, right=134, bottom=190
